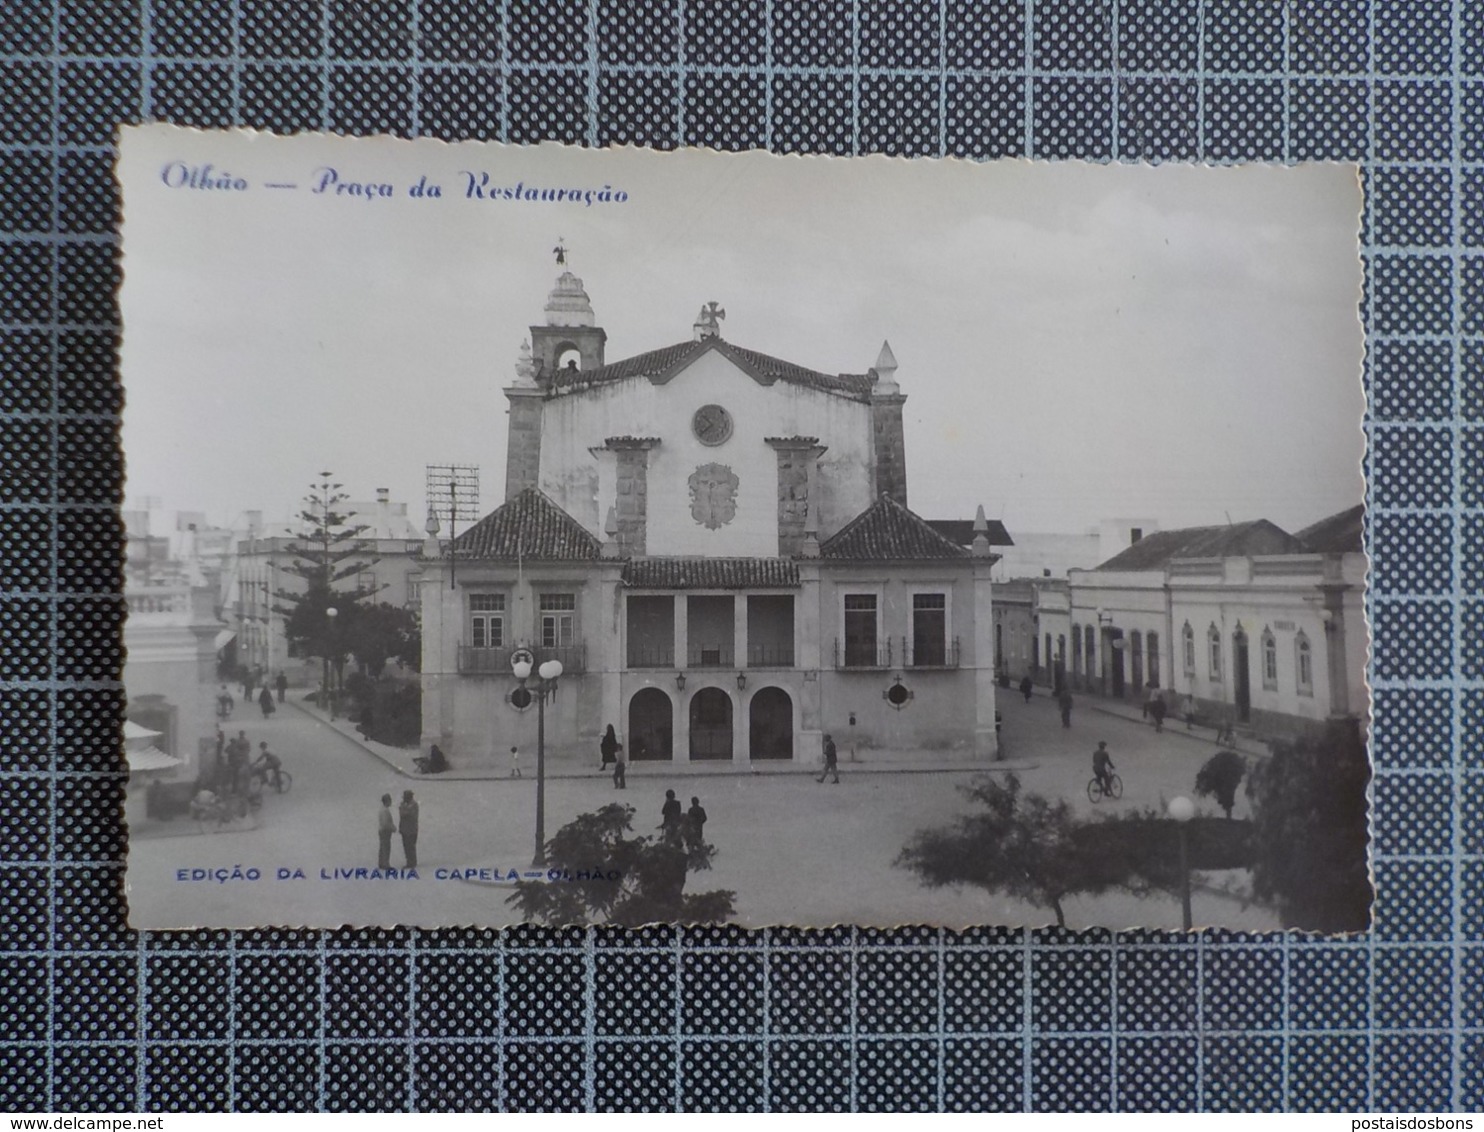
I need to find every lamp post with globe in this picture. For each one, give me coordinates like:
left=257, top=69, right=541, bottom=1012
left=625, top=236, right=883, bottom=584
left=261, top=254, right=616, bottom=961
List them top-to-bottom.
left=324, top=605, right=338, bottom=721
left=512, top=651, right=563, bottom=866
left=1168, top=794, right=1196, bottom=930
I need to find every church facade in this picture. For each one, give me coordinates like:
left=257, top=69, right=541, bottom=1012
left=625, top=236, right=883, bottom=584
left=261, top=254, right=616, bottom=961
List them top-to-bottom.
left=418, top=271, right=999, bottom=768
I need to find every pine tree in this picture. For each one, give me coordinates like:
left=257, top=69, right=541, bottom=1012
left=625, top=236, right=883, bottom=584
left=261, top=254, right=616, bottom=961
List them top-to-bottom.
left=275, top=472, right=381, bottom=672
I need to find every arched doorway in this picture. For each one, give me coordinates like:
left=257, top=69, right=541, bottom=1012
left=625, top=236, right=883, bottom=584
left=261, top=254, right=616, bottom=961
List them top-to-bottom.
left=689, top=687, right=733, bottom=760
left=748, top=687, right=793, bottom=760
left=628, top=688, right=673, bottom=761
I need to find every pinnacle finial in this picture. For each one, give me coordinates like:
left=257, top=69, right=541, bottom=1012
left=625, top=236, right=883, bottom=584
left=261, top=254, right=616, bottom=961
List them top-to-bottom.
left=553, top=238, right=568, bottom=266
left=872, top=340, right=900, bottom=394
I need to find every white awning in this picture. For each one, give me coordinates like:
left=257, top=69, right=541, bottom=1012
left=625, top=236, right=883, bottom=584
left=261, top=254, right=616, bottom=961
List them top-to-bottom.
left=213, top=629, right=237, bottom=651
left=123, top=720, right=161, bottom=742
left=127, top=745, right=183, bottom=773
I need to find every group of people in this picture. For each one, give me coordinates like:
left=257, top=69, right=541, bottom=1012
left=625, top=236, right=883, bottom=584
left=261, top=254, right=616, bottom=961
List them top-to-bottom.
left=216, top=670, right=288, bottom=722
left=209, top=727, right=284, bottom=795
left=659, top=789, right=708, bottom=849
left=377, top=791, right=420, bottom=869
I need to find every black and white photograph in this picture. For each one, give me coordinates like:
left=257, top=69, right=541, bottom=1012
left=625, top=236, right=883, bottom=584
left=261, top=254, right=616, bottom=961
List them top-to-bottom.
left=118, top=128, right=1367, bottom=932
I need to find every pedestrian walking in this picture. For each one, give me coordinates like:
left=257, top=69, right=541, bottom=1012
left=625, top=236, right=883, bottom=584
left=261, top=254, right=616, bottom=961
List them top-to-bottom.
left=242, top=671, right=254, bottom=703
left=275, top=671, right=287, bottom=704
left=1019, top=674, right=1034, bottom=703
left=258, top=685, right=275, bottom=720
left=1057, top=689, right=1074, bottom=729
left=1149, top=693, right=1167, bottom=733
left=599, top=723, right=618, bottom=772
left=214, top=726, right=226, bottom=767
left=227, top=731, right=250, bottom=792
left=817, top=733, right=840, bottom=784
left=612, top=742, right=627, bottom=790
left=509, top=745, right=522, bottom=778
left=660, top=789, right=683, bottom=841
left=398, top=790, right=419, bottom=869
left=377, top=794, right=396, bottom=870
left=684, top=796, right=707, bottom=850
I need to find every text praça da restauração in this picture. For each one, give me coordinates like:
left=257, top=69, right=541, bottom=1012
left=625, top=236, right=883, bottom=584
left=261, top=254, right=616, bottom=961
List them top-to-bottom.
left=158, top=162, right=631, bottom=206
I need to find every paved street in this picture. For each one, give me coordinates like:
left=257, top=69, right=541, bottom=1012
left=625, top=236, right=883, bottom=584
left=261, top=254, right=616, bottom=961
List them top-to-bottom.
left=127, top=689, right=1278, bottom=932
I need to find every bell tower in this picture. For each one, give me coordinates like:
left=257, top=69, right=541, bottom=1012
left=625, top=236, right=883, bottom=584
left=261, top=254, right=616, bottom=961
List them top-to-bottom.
left=529, top=270, right=607, bottom=380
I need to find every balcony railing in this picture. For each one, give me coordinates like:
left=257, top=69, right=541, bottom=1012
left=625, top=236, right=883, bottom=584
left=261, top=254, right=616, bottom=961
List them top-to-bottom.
left=905, top=636, right=961, bottom=669
left=834, top=638, right=893, bottom=669
left=458, top=643, right=586, bottom=675
left=746, top=644, right=796, bottom=668
left=457, top=645, right=515, bottom=674
left=627, top=645, right=675, bottom=669
left=687, top=645, right=735, bottom=668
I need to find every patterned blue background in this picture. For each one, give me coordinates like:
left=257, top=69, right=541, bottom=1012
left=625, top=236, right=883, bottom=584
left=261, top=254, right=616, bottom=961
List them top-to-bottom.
left=0, top=0, right=1478, bottom=1113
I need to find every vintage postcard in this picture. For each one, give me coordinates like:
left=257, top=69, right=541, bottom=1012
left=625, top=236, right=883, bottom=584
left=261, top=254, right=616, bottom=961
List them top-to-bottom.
left=118, top=127, right=1367, bottom=932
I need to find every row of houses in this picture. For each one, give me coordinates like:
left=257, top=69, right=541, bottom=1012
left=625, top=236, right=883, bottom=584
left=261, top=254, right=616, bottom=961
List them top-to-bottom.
left=993, top=506, right=1365, bottom=738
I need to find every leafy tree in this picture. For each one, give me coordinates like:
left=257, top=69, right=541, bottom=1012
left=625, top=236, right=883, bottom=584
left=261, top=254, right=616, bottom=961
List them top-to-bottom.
left=275, top=472, right=380, bottom=668
left=343, top=602, right=420, bottom=678
left=1245, top=718, right=1371, bottom=932
left=1195, top=750, right=1247, bottom=820
left=896, top=773, right=1137, bottom=928
left=507, top=803, right=736, bottom=927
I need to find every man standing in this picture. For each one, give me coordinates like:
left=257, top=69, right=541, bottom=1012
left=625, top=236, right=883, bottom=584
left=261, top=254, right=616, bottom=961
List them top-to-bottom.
left=275, top=671, right=288, bottom=704
left=1019, top=674, right=1034, bottom=703
left=1057, top=688, right=1074, bottom=729
left=817, top=733, right=840, bottom=784
left=612, top=742, right=627, bottom=790
left=660, top=789, right=683, bottom=841
left=398, top=790, right=420, bottom=869
left=377, top=794, right=396, bottom=870
left=685, top=796, right=707, bottom=850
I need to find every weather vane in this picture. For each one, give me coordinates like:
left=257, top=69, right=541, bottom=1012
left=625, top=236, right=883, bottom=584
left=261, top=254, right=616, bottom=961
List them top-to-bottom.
left=553, top=238, right=567, bottom=266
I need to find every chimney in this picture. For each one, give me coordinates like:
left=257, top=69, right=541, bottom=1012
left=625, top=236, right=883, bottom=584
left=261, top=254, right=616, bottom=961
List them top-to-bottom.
left=869, top=340, right=908, bottom=507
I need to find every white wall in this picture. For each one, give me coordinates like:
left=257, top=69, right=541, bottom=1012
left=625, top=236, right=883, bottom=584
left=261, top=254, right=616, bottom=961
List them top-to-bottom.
left=537, top=350, right=875, bottom=552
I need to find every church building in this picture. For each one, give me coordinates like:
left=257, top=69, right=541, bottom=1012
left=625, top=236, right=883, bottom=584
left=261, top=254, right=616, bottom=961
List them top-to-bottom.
left=418, top=268, right=999, bottom=768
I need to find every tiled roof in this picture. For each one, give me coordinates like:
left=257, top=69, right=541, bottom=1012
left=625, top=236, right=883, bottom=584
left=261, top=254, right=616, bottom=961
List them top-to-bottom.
left=543, top=337, right=876, bottom=402
left=451, top=489, right=602, bottom=561
left=820, top=496, right=971, bottom=561
left=1296, top=504, right=1364, bottom=554
left=926, top=518, right=1015, bottom=548
left=1095, top=520, right=1306, bottom=571
left=622, top=557, right=800, bottom=589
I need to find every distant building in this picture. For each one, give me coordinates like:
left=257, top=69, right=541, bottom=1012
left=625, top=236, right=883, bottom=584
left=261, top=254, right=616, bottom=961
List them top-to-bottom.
left=419, top=269, right=1000, bottom=768
left=230, top=489, right=425, bottom=681
left=122, top=507, right=223, bottom=808
left=1066, top=507, right=1366, bottom=739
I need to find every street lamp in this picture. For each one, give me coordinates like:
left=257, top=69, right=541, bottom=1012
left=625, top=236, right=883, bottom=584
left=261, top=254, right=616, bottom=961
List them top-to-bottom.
left=324, top=605, right=338, bottom=721
left=512, top=652, right=563, bottom=866
left=1168, top=794, right=1196, bottom=930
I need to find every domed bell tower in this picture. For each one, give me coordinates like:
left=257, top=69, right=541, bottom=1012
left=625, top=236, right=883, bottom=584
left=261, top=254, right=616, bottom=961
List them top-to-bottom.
left=504, top=261, right=609, bottom=500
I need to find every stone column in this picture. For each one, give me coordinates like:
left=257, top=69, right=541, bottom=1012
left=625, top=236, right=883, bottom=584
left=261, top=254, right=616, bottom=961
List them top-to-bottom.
left=503, top=386, right=545, bottom=500
left=767, top=438, right=827, bottom=557
left=972, top=558, right=999, bottom=759
left=797, top=562, right=823, bottom=764
left=733, top=595, right=750, bottom=763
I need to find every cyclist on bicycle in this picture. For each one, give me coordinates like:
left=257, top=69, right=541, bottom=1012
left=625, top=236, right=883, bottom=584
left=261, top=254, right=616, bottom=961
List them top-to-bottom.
left=1092, top=741, right=1116, bottom=795
left=252, top=742, right=283, bottom=791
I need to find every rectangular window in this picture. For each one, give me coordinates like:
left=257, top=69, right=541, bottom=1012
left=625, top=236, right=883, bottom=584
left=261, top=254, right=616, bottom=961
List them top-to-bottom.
left=540, top=592, right=576, bottom=648
left=469, top=593, right=504, bottom=649
left=911, top=593, right=947, bottom=666
left=844, top=594, right=878, bottom=666
left=1182, top=630, right=1195, bottom=675
left=1208, top=632, right=1222, bottom=680
left=1297, top=638, right=1314, bottom=695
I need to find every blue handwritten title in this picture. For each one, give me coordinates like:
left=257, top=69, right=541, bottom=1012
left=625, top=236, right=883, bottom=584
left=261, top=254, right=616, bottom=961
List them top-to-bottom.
left=158, top=161, right=631, bottom=208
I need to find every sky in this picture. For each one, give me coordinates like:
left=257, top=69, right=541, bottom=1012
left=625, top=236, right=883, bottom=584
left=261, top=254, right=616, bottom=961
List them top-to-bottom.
left=119, top=129, right=1365, bottom=537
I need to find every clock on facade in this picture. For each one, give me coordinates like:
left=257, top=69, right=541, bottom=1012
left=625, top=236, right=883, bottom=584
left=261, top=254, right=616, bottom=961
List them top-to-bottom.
left=692, top=403, right=733, bottom=446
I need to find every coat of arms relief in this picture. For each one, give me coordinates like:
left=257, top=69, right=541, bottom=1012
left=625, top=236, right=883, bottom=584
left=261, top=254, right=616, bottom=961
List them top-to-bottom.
left=689, top=464, right=740, bottom=530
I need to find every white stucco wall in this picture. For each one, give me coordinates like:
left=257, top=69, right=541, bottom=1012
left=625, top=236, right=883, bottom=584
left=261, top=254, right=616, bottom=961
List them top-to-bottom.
left=536, top=349, right=875, bottom=552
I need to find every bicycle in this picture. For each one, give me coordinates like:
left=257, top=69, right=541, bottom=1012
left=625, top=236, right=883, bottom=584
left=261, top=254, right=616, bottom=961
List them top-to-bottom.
left=251, top=765, right=292, bottom=794
left=1086, top=773, right=1123, bottom=804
